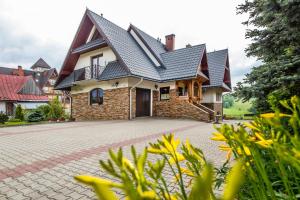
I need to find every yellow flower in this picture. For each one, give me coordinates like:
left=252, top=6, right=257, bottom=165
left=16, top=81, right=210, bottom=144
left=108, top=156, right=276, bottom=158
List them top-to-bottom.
left=260, top=113, right=291, bottom=118
left=243, top=122, right=260, bottom=131
left=211, top=132, right=227, bottom=141
left=255, top=140, right=273, bottom=148
left=219, top=145, right=232, bottom=151
left=243, top=145, right=251, bottom=156
left=147, top=147, right=169, bottom=154
left=226, top=149, right=232, bottom=161
left=169, top=153, right=185, bottom=164
left=223, top=161, right=244, bottom=200
left=180, top=167, right=195, bottom=177
left=139, top=190, right=157, bottom=199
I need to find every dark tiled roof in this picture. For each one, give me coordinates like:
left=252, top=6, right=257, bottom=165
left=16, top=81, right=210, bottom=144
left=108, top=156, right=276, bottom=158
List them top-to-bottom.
left=56, top=9, right=231, bottom=88
left=88, top=10, right=162, bottom=80
left=130, top=25, right=166, bottom=63
left=72, top=38, right=106, bottom=54
left=159, top=44, right=206, bottom=81
left=206, top=49, right=228, bottom=87
left=31, top=58, right=51, bottom=69
left=55, top=61, right=128, bottom=89
left=99, top=61, right=129, bottom=80
left=54, top=73, right=75, bottom=89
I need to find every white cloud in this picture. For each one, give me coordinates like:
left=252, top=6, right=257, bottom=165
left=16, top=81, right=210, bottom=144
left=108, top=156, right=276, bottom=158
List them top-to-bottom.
left=0, top=0, right=258, bottom=86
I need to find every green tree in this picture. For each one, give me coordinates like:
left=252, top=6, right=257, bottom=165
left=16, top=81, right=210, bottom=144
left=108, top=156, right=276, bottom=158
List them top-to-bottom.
left=234, top=0, right=300, bottom=112
left=223, top=94, right=234, bottom=108
left=48, top=97, right=64, bottom=120
left=15, top=104, right=24, bottom=121
left=0, top=112, right=8, bottom=124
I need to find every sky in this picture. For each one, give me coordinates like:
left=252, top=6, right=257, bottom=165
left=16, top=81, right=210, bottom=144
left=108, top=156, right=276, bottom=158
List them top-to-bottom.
left=0, top=0, right=259, bottom=87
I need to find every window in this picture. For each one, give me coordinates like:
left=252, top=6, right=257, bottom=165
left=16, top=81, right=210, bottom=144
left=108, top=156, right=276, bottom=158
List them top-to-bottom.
left=177, top=82, right=188, bottom=96
left=193, top=82, right=199, bottom=97
left=160, top=87, right=170, bottom=100
left=90, top=88, right=104, bottom=105
left=216, top=92, right=222, bottom=102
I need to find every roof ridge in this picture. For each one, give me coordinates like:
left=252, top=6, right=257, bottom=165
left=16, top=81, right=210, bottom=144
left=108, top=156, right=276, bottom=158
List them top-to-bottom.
left=87, top=9, right=128, bottom=32
left=130, top=24, right=165, bottom=45
left=161, top=43, right=206, bottom=55
left=207, top=48, right=228, bottom=54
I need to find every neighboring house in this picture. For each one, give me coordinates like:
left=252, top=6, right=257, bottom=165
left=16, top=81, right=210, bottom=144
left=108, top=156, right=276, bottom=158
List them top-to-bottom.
left=55, top=9, right=232, bottom=122
left=202, top=49, right=231, bottom=115
left=0, top=58, right=67, bottom=113
left=0, top=74, right=48, bottom=115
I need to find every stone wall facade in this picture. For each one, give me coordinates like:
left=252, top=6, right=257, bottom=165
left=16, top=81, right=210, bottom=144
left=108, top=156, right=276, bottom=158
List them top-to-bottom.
left=72, top=87, right=130, bottom=120
left=72, top=87, right=211, bottom=122
left=153, top=89, right=210, bottom=122
left=202, top=103, right=223, bottom=116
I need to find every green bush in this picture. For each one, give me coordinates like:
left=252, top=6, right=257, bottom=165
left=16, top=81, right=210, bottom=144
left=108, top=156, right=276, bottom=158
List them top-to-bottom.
left=74, top=96, right=300, bottom=200
left=213, top=96, right=300, bottom=199
left=48, top=97, right=64, bottom=120
left=15, top=104, right=24, bottom=120
left=37, top=104, right=51, bottom=119
left=26, top=110, right=44, bottom=122
left=0, top=112, right=9, bottom=124
left=8, top=118, right=22, bottom=123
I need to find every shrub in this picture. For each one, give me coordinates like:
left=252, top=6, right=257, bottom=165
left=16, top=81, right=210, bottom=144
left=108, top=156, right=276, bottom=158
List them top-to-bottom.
left=74, top=96, right=300, bottom=200
left=213, top=96, right=300, bottom=199
left=48, top=97, right=64, bottom=120
left=15, top=104, right=24, bottom=120
left=37, top=104, right=51, bottom=119
left=26, top=110, right=44, bottom=122
left=0, top=112, right=8, bottom=124
left=8, top=118, right=22, bottom=123
left=75, top=134, right=245, bottom=200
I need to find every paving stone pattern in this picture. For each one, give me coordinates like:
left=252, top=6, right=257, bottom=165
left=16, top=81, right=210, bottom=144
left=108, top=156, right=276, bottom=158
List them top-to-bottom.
left=0, top=119, right=230, bottom=199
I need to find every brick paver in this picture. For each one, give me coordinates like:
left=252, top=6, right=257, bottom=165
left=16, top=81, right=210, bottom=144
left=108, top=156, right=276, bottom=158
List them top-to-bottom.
left=0, top=118, right=231, bottom=199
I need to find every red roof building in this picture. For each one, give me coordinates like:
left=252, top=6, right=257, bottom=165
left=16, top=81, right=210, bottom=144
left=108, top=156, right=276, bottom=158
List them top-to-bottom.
left=0, top=74, right=48, bottom=115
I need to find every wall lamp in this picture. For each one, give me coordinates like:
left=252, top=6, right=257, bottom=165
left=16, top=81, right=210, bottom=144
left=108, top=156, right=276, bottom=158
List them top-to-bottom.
left=154, top=84, right=158, bottom=90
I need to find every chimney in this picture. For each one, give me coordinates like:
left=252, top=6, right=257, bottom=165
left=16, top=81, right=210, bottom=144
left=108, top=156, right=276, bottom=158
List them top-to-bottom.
left=165, top=34, right=175, bottom=51
left=17, top=66, right=24, bottom=76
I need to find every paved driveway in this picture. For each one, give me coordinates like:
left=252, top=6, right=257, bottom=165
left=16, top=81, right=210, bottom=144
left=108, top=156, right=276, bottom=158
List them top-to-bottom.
left=0, top=118, right=228, bottom=199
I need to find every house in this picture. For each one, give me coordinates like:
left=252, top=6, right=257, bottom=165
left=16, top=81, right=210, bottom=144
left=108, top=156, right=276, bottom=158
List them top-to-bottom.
left=55, top=9, right=232, bottom=122
left=202, top=49, right=231, bottom=116
left=0, top=58, right=66, bottom=113
left=0, top=74, right=48, bottom=115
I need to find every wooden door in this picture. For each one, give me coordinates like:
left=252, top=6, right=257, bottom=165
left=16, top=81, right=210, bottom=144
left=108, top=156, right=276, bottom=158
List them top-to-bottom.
left=136, top=88, right=151, bottom=117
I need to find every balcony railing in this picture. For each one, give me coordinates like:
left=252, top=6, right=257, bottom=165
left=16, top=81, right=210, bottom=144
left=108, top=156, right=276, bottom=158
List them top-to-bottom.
left=73, top=65, right=105, bottom=82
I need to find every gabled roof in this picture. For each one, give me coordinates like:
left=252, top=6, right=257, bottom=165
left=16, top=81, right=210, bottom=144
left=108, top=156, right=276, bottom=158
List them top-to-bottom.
left=55, top=9, right=219, bottom=89
left=87, top=10, right=161, bottom=80
left=129, top=24, right=166, bottom=65
left=159, top=44, right=206, bottom=81
left=205, top=49, right=231, bottom=90
left=31, top=58, right=51, bottom=69
left=0, top=65, right=57, bottom=89
left=0, top=75, right=48, bottom=101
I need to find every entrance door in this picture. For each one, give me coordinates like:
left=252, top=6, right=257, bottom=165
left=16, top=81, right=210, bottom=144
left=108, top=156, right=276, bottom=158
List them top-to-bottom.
left=136, top=88, right=151, bottom=117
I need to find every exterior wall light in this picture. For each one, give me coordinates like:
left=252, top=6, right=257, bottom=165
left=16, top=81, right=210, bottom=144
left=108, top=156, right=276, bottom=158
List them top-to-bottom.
left=154, top=84, right=158, bottom=90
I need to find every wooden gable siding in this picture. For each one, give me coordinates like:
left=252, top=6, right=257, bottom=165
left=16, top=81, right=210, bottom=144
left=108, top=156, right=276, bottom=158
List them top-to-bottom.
left=18, top=78, right=43, bottom=95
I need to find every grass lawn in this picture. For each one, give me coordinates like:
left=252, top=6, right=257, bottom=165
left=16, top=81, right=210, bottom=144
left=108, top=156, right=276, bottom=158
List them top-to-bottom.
left=224, top=100, right=253, bottom=119
left=0, top=121, right=48, bottom=127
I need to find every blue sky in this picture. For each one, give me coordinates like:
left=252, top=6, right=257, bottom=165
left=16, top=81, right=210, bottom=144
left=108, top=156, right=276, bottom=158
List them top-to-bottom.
left=0, top=0, right=259, bottom=87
